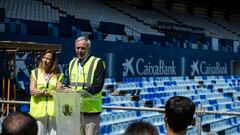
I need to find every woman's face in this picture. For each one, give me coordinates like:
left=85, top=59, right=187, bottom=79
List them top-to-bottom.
left=42, top=53, right=53, bottom=70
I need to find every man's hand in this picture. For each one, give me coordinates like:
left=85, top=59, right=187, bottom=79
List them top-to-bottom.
left=81, top=90, right=88, bottom=96
left=81, top=90, right=94, bottom=98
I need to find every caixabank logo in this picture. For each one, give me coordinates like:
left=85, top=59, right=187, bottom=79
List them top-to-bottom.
left=122, top=57, right=176, bottom=77
left=122, top=57, right=135, bottom=76
left=191, top=60, right=228, bottom=76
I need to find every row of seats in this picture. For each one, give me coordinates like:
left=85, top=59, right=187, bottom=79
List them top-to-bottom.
left=0, top=0, right=239, bottom=52
left=0, top=0, right=155, bottom=38
left=0, top=0, right=59, bottom=22
left=101, top=75, right=240, bottom=134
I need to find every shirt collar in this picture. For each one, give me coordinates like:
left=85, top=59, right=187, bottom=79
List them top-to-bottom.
left=78, top=53, right=91, bottom=66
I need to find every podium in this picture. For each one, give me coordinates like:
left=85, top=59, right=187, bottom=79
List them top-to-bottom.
left=52, top=89, right=99, bottom=135
left=52, top=90, right=81, bottom=135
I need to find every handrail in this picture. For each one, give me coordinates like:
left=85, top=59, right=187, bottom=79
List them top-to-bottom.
left=124, top=25, right=141, bottom=36
left=2, top=99, right=240, bottom=135
left=1, top=100, right=240, bottom=116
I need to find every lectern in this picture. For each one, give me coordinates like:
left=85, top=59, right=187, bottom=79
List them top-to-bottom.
left=52, top=89, right=98, bottom=135
left=52, top=90, right=81, bottom=135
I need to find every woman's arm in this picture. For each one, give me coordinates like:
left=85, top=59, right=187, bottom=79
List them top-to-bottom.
left=56, top=73, right=64, bottom=90
left=29, top=75, right=44, bottom=96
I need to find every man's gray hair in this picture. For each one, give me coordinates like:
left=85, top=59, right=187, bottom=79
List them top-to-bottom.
left=75, top=36, right=91, bottom=49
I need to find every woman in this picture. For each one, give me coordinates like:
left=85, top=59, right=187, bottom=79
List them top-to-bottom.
left=29, top=50, right=63, bottom=135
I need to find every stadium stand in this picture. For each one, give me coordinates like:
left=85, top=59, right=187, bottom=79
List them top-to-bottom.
left=0, top=0, right=239, bottom=53
left=0, top=0, right=59, bottom=22
left=0, top=0, right=239, bottom=50
left=1, top=0, right=240, bottom=135
left=39, top=0, right=160, bottom=35
left=104, top=0, right=240, bottom=41
left=100, top=75, right=240, bottom=135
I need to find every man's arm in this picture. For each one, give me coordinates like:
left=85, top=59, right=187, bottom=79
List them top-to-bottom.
left=87, top=60, right=105, bottom=95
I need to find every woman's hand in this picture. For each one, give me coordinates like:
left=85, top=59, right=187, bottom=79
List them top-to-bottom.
left=30, top=89, right=44, bottom=96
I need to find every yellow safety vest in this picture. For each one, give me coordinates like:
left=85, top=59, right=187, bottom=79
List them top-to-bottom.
left=69, top=56, right=102, bottom=113
left=29, top=68, right=64, bottom=118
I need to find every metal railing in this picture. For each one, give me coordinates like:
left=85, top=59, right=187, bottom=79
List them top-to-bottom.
left=1, top=100, right=240, bottom=135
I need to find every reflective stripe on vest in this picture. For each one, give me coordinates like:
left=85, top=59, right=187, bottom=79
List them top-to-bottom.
left=69, top=56, right=102, bottom=112
left=69, top=57, right=97, bottom=88
left=69, top=58, right=78, bottom=81
left=30, top=68, right=63, bottom=118
left=70, top=82, right=91, bottom=87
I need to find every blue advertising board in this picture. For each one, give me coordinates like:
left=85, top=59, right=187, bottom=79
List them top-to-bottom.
left=0, top=33, right=239, bottom=82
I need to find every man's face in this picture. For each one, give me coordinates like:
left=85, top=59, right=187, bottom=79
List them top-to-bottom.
left=75, top=40, right=89, bottom=60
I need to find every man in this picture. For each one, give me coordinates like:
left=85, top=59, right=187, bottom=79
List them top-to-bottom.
left=68, top=36, right=105, bottom=135
left=164, top=96, right=195, bottom=135
left=2, top=112, right=38, bottom=135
